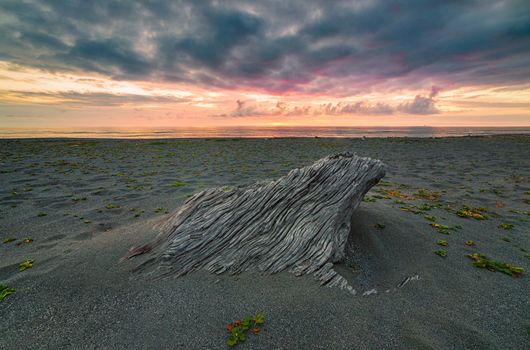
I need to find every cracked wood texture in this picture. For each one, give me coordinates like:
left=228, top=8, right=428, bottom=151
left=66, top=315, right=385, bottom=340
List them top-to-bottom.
left=127, top=152, right=386, bottom=291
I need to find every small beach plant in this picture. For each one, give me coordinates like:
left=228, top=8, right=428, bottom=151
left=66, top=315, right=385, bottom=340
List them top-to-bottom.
left=456, top=205, right=487, bottom=220
left=3, top=237, right=16, bottom=244
left=435, top=249, right=447, bottom=257
left=466, top=253, right=523, bottom=277
left=19, top=259, right=34, bottom=271
left=0, top=285, right=15, bottom=301
left=226, top=312, right=265, bottom=347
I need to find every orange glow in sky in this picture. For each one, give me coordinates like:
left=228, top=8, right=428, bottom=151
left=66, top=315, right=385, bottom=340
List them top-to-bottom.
left=1, top=1, right=529, bottom=129
left=1, top=62, right=529, bottom=128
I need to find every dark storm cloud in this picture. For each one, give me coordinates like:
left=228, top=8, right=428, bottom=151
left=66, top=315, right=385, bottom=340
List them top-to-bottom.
left=1, top=0, right=529, bottom=93
left=1, top=90, right=190, bottom=106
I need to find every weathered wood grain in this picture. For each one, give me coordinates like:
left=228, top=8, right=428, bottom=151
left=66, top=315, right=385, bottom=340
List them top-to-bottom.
left=127, top=152, right=385, bottom=292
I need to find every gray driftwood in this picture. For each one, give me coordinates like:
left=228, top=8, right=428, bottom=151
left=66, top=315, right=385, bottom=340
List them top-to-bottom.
left=127, top=152, right=385, bottom=291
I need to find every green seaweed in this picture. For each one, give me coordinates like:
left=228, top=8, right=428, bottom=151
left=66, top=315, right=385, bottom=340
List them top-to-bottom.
left=171, top=181, right=186, bottom=187
left=415, top=189, right=441, bottom=200
left=456, top=205, right=487, bottom=220
left=424, top=215, right=437, bottom=222
left=374, top=223, right=386, bottom=229
left=499, top=223, right=514, bottom=230
left=3, top=237, right=16, bottom=244
left=21, top=238, right=33, bottom=244
left=436, top=240, right=448, bottom=247
left=435, top=249, right=447, bottom=257
left=466, top=253, right=523, bottom=277
left=19, top=259, right=34, bottom=271
left=0, top=285, right=15, bottom=301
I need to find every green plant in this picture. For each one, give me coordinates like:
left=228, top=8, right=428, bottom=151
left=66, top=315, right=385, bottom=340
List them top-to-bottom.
left=171, top=181, right=185, bottom=187
left=415, top=189, right=441, bottom=200
left=362, top=196, right=376, bottom=202
left=456, top=205, right=487, bottom=220
left=37, top=212, right=47, bottom=217
left=424, top=215, right=436, bottom=222
left=374, top=223, right=386, bottom=229
left=430, top=223, right=461, bottom=234
left=499, top=223, right=514, bottom=230
left=3, top=237, right=16, bottom=244
left=17, top=238, right=33, bottom=245
left=436, top=240, right=448, bottom=246
left=465, top=240, right=475, bottom=246
left=435, top=249, right=447, bottom=257
left=466, top=253, right=523, bottom=277
left=19, top=259, right=34, bottom=271
left=0, top=285, right=15, bottom=301
left=226, top=312, right=265, bottom=347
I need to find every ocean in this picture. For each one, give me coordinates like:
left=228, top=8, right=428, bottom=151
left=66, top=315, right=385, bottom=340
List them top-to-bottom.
left=0, top=126, right=529, bottom=139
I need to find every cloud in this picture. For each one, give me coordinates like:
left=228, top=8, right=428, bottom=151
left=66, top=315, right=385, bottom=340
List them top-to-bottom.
left=0, top=0, right=529, bottom=94
left=398, top=86, right=441, bottom=115
left=218, top=88, right=440, bottom=117
left=0, top=90, right=190, bottom=106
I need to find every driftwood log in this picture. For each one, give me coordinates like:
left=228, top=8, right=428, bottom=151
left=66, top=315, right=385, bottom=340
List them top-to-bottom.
left=127, top=152, right=386, bottom=291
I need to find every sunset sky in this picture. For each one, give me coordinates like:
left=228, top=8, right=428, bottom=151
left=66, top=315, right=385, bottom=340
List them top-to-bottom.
left=1, top=0, right=529, bottom=128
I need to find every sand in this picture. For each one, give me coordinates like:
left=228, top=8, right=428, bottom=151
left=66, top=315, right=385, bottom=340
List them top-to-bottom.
left=0, top=135, right=529, bottom=349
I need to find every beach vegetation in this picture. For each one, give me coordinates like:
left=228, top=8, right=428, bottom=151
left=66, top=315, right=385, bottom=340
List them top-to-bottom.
left=171, top=181, right=186, bottom=187
left=383, top=189, right=410, bottom=199
left=415, top=189, right=441, bottom=200
left=362, top=196, right=376, bottom=202
left=456, top=205, right=487, bottom=220
left=37, top=212, right=47, bottom=217
left=424, top=215, right=436, bottom=222
left=374, top=223, right=386, bottom=229
left=430, top=223, right=459, bottom=234
left=499, top=223, right=514, bottom=230
left=3, top=237, right=16, bottom=244
left=501, top=237, right=511, bottom=242
left=20, top=238, right=33, bottom=245
left=436, top=240, right=448, bottom=246
left=465, top=240, right=475, bottom=246
left=435, top=249, right=447, bottom=257
left=466, top=253, right=523, bottom=277
left=19, top=259, right=34, bottom=271
left=0, top=285, right=15, bottom=301
left=226, top=312, right=265, bottom=347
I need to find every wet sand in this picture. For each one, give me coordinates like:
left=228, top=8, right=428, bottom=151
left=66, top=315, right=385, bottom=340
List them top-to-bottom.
left=1, top=136, right=529, bottom=349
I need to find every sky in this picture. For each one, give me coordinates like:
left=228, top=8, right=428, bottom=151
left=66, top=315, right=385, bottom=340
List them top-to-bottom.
left=0, top=0, right=529, bottom=129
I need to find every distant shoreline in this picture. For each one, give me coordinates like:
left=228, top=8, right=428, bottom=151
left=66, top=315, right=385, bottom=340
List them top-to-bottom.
left=1, top=126, right=529, bottom=139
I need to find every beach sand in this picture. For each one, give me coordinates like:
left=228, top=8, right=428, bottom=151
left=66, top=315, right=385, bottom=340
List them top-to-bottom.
left=0, top=136, right=529, bottom=349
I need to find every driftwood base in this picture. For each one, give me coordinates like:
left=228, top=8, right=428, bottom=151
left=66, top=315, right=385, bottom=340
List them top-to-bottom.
left=127, top=152, right=386, bottom=292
